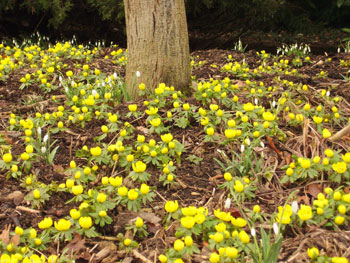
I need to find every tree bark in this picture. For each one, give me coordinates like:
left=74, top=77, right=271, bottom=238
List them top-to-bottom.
left=124, top=0, right=190, bottom=98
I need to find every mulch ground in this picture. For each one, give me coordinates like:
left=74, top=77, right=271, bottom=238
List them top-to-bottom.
left=1, top=46, right=350, bottom=262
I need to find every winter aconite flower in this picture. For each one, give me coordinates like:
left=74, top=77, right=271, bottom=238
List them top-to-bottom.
left=90, top=146, right=102, bottom=157
left=2, top=153, right=13, bottom=163
left=132, top=161, right=147, bottom=173
left=332, top=162, right=347, bottom=174
left=165, top=200, right=179, bottom=213
left=297, top=205, right=312, bottom=221
left=79, top=216, right=93, bottom=229
left=181, top=216, right=195, bottom=229
left=38, top=217, right=53, bottom=229
left=54, top=219, right=71, bottom=231
left=174, top=239, right=184, bottom=251
left=307, top=247, right=319, bottom=259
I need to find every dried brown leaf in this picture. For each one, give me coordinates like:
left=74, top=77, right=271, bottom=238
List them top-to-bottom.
left=306, top=183, right=323, bottom=198
left=0, top=225, right=11, bottom=244
left=63, top=233, right=86, bottom=256
left=10, top=234, right=20, bottom=246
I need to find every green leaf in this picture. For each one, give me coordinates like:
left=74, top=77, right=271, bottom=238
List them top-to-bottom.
left=337, top=0, right=345, bottom=7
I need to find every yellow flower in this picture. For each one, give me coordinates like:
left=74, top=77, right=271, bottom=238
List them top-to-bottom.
left=66, top=70, right=73, bottom=77
left=183, top=103, right=190, bottom=110
left=243, top=103, right=254, bottom=111
left=128, top=104, right=137, bottom=112
left=145, top=106, right=158, bottom=115
left=262, top=111, right=275, bottom=121
left=313, top=116, right=323, bottom=124
left=150, top=118, right=161, bottom=127
left=206, top=127, right=214, bottom=136
left=225, top=129, right=236, bottom=139
left=323, top=129, right=331, bottom=139
left=161, top=133, right=173, bottom=143
left=90, top=146, right=102, bottom=157
left=325, top=149, right=334, bottom=158
left=21, top=152, right=30, bottom=161
left=2, top=153, right=13, bottom=163
left=342, top=153, right=350, bottom=163
left=299, top=158, right=311, bottom=169
left=132, top=161, right=147, bottom=173
left=332, top=162, right=347, bottom=174
left=286, top=167, right=294, bottom=176
left=224, top=172, right=232, bottom=181
left=234, top=180, right=244, bottom=192
left=140, top=184, right=149, bottom=194
left=72, top=185, right=84, bottom=195
left=118, top=186, right=128, bottom=196
left=33, top=189, right=41, bottom=199
left=128, top=189, right=139, bottom=200
left=96, top=193, right=107, bottom=203
left=165, top=200, right=179, bottom=213
left=338, top=204, right=347, bottom=214
left=253, top=205, right=260, bottom=213
left=297, top=205, right=312, bottom=221
left=182, top=206, right=197, bottom=216
left=70, top=209, right=81, bottom=220
left=214, top=209, right=232, bottom=221
left=335, top=215, right=345, bottom=225
left=79, top=216, right=92, bottom=229
left=181, top=216, right=195, bottom=229
left=38, top=217, right=53, bottom=229
left=135, top=217, right=143, bottom=228
left=232, top=217, right=247, bottom=227
left=54, top=219, right=71, bottom=231
left=15, top=226, right=24, bottom=235
left=238, top=230, right=250, bottom=244
left=213, top=232, right=224, bottom=243
left=184, top=236, right=193, bottom=246
left=124, top=238, right=132, bottom=246
left=174, top=239, right=184, bottom=251
left=225, top=247, right=238, bottom=258
left=307, top=247, right=319, bottom=259
left=209, top=253, right=220, bottom=263
left=48, top=255, right=58, bottom=263
left=158, top=255, right=168, bottom=263
left=332, top=258, right=348, bottom=263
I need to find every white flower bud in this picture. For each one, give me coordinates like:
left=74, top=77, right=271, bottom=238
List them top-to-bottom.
left=136, top=71, right=141, bottom=77
left=113, top=72, right=118, bottom=79
left=92, top=89, right=97, bottom=96
left=37, top=127, right=42, bottom=135
left=43, top=134, right=48, bottom=143
left=260, top=141, right=265, bottom=148
left=240, top=144, right=245, bottom=153
left=41, top=146, right=46, bottom=153
left=224, top=198, right=231, bottom=209
left=292, top=201, right=299, bottom=214
left=273, top=222, right=279, bottom=235
left=251, top=228, right=256, bottom=236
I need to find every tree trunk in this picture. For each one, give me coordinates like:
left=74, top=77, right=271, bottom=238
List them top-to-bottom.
left=124, top=0, right=190, bottom=98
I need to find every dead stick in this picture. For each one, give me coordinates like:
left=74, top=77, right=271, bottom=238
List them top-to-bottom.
left=329, top=124, right=350, bottom=142
left=16, top=206, right=40, bottom=214
left=133, top=250, right=153, bottom=263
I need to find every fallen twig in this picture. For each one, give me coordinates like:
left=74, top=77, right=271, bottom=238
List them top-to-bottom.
left=329, top=124, right=350, bottom=142
left=16, top=206, right=40, bottom=214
